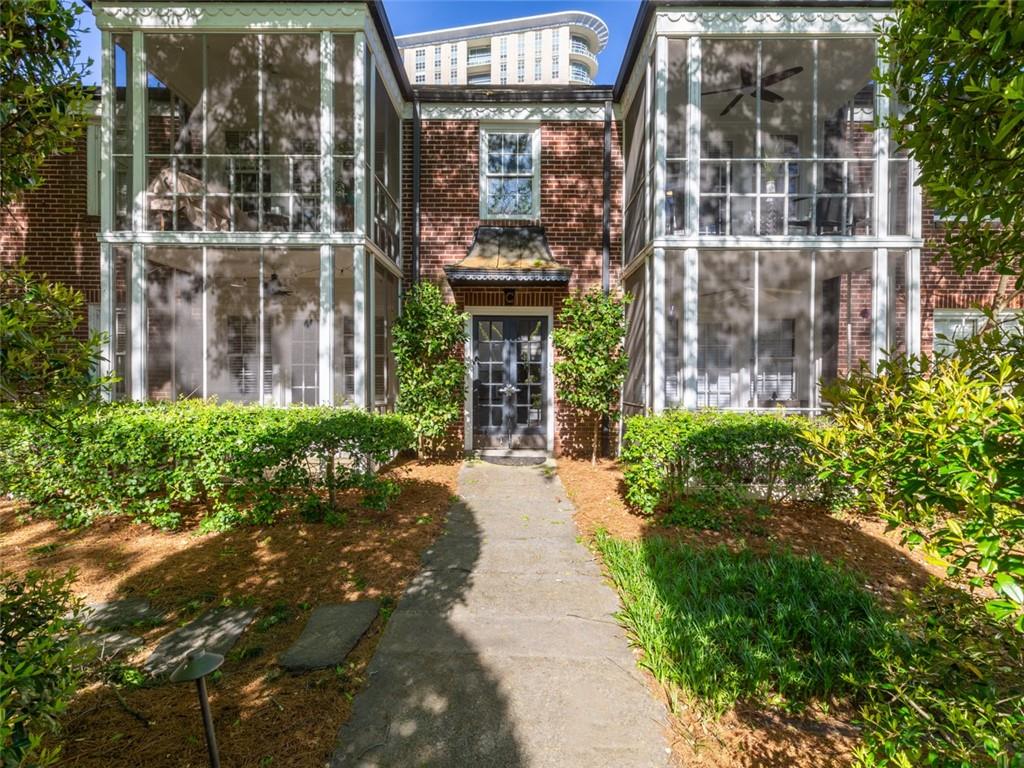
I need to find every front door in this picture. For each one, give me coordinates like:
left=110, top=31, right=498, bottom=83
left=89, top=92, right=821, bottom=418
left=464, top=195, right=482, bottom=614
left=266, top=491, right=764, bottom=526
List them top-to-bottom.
left=472, top=316, right=548, bottom=450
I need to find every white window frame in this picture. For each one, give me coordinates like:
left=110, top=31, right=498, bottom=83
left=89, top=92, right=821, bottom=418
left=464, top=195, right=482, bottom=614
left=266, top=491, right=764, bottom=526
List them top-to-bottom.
left=479, top=123, right=541, bottom=221
left=932, top=309, right=1020, bottom=354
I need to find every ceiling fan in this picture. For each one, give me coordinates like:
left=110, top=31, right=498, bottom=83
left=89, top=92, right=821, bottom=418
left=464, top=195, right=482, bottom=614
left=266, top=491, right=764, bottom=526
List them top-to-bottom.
left=702, top=65, right=804, bottom=116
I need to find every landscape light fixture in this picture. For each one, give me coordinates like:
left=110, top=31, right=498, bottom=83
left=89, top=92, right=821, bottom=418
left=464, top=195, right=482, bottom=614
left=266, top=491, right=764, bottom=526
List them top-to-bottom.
left=169, top=649, right=225, bottom=768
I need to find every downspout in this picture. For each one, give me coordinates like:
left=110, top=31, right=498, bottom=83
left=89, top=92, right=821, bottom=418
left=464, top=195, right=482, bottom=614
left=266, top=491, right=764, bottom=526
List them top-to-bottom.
left=412, top=98, right=421, bottom=284
left=601, top=99, right=612, bottom=458
left=602, top=99, right=612, bottom=295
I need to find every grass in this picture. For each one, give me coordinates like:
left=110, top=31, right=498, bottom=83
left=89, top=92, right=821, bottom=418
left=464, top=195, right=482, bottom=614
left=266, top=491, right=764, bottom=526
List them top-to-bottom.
left=595, top=532, right=897, bottom=715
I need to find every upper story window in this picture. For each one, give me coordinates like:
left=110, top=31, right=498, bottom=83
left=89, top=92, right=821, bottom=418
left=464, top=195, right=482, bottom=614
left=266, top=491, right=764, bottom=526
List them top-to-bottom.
left=571, top=35, right=591, bottom=56
left=434, top=46, right=441, bottom=69
left=414, top=49, right=425, bottom=71
left=569, top=62, right=592, bottom=84
left=480, top=125, right=540, bottom=219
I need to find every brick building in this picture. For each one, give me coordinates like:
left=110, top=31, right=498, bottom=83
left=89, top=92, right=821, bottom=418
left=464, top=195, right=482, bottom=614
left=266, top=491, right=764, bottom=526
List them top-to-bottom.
left=1, top=0, right=1017, bottom=457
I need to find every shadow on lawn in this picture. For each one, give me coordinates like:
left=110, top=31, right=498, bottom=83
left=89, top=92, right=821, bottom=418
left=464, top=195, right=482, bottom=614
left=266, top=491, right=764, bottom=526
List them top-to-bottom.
left=47, top=467, right=524, bottom=768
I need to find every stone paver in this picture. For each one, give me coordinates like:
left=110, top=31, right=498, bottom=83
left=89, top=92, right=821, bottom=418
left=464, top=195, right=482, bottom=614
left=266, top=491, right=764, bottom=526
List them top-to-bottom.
left=331, top=461, right=670, bottom=768
left=81, top=598, right=164, bottom=631
left=279, top=601, right=380, bottom=672
left=143, top=606, right=256, bottom=678
left=83, top=630, right=144, bottom=660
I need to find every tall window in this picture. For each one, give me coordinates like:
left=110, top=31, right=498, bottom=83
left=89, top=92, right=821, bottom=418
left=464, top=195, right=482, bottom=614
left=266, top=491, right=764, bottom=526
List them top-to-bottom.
left=517, top=33, right=526, bottom=83
left=450, top=43, right=458, bottom=81
left=415, top=48, right=425, bottom=72
left=480, top=126, right=540, bottom=219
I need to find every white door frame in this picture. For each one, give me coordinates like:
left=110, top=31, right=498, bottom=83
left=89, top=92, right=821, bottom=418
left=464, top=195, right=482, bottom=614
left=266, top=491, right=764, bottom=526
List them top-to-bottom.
left=463, top=305, right=556, bottom=454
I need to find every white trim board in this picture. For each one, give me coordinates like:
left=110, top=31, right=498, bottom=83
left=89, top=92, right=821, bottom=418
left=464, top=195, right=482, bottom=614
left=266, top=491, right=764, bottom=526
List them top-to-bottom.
left=93, top=2, right=365, bottom=31
left=655, top=8, right=888, bottom=36
left=417, top=103, right=608, bottom=122
left=463, top=306, right=556, bottom=455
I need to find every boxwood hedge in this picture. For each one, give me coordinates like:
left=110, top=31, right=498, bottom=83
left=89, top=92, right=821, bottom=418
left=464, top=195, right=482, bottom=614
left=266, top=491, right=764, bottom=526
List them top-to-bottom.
left=0, top=401, right=414, bottom=530
left=621, top=410, right=826, bottom=515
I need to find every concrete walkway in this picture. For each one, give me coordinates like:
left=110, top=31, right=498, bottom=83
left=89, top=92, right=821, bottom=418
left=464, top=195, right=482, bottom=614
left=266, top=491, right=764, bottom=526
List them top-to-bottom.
left=332, top=461, right=670, bottom=768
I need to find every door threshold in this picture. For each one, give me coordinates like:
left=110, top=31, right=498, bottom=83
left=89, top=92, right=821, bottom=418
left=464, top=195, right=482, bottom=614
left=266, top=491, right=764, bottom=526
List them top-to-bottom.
left=472, top=448, right=550, bottom=466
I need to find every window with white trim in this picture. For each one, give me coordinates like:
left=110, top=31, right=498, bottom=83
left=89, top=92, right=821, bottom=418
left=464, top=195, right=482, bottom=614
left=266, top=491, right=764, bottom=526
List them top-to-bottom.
left=433, top=46, right=441, bottom=69
left=551, top=55, right=560, bottom=80
left=480, top=125, right=540, bottom=219
left=932, top=309, right=1021, bottom=356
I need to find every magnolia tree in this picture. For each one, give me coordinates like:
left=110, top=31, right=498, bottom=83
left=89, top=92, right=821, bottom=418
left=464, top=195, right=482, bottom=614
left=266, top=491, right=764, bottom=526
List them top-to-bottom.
left=0, top=0, right=91, bottom=205
left=879, top=0, right=1023, bottom=300
left=807, top=1, right=1024, bottom=632
left=0, top=262, right=111, bottom=415
left=393, top=282, right=468, bottom=455
left=553, top=290, right=629, bottom=463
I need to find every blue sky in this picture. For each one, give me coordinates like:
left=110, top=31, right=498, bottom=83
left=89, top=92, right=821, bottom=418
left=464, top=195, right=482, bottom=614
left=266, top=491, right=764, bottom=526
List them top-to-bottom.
left=73, top=0, right=643, bottom=86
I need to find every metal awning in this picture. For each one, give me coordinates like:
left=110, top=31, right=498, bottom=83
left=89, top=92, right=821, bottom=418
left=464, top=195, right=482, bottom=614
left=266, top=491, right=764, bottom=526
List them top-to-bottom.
left=444, top=226, right=571, bottom=285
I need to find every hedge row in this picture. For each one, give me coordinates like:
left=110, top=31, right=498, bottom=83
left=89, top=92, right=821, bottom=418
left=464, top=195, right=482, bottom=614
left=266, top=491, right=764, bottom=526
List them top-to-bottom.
left=0, top=401, right=414, bottom=530
left=621, top=410, right=826, bottom=515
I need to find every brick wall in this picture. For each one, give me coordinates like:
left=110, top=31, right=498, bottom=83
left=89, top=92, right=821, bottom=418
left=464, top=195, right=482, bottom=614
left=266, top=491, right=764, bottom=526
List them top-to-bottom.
left=404, top=117, right=623, bottom=457
left=0, top=135, right=100, bottom=337
left=920, top=205, right=1024, bottom=352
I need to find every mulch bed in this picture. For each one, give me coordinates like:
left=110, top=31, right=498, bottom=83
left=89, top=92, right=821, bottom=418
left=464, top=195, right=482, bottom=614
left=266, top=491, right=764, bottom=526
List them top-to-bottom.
left=557, top=457, right=952, bottom=768
left=1, top=458, right=461, bottom=768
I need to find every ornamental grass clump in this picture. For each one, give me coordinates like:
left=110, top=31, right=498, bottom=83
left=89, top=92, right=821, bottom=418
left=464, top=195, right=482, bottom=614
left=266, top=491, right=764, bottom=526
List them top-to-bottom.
left=596, top=533, right=897, bottom=715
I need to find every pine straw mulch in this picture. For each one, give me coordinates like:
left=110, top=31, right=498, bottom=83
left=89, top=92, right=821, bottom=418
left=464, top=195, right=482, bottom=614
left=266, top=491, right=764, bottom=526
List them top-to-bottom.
left=556, top=457, right=951, bottom=768
left=0, top=458, right=461, bottom=768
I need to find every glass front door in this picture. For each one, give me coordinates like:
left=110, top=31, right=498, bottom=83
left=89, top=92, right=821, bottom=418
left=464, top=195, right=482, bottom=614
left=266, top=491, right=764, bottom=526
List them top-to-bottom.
left=472, top=316, right=547, bottom=450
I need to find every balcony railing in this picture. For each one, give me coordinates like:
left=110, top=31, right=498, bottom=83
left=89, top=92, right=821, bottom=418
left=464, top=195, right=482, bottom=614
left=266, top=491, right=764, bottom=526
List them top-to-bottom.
left=570, top=40, right=596, bottom=62
left=467, top=52, right=491, bottom=67
left=569, top=68, right=594, bottom=85
left=144, top=153, right=325, bottom=233
left=686, top=157, right=875, bottom=237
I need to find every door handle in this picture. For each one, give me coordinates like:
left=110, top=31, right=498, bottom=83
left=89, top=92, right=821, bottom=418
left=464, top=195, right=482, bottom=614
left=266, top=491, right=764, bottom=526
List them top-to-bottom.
left=499, top=384, right=518, bottom=397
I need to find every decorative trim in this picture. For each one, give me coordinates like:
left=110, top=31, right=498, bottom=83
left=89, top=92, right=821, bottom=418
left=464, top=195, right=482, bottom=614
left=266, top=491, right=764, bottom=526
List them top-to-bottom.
left=93, top=3, right=364, bottom=31
left=655, top=9, right=887, bottom=36
left=363, top=14, right=405, bottom=115
left=420, top=103, right=606, bottom=121
left=444, top=267, right=571, bottom=285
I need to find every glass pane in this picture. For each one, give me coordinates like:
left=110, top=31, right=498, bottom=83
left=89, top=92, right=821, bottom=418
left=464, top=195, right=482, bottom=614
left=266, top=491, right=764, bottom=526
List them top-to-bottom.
left=113, top=35, right=132, bottom=156
left=145, top=35, right=203, bottom=156
left=205, top=35, right=259, bottom=155
left=264, top=35, right=319, bottom=155
left=334, top=35, right=355, bottom=156
left=666, top=38, right=688, bottom=159
left=701, top=40, right=757, bottom=160
left=112, top=246, right=132, bottom=399
left=145, top=247, right=204, bottom=401
left=333, top=247, right=355, bottom=404
left=205, top=248, right=262, bottom=403
left=264, top=248, right=320, bottom=405
left=815, top=250, right=874, bottom=387
left=887, top=250, right=908, bottom=357
left=697, top=251, right=753, bottom=409
left=757, top=252, right=812, bottom=407
left=623, top=268, right=647, bottom=412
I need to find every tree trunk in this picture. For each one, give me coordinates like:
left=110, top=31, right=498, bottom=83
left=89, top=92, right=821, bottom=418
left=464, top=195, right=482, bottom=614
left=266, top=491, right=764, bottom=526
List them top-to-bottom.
left=591, top=415, right=600, bottom=465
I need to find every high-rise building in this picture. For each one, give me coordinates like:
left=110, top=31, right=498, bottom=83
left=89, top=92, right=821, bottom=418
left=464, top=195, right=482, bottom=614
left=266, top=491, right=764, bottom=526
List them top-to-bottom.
left=396, top=11, right=608, bottom=86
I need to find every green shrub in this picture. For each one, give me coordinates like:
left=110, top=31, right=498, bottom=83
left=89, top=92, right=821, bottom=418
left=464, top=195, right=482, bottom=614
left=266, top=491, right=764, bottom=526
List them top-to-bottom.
left=392, top=282, right=468, bottom=453
left=553, top=290, right=629, bottom=462
left=805, top=331, right=1024, bottom=631
left=0, top=402, right=414, bottom=530
left=621, top=410, right=826, bottom=515
left=596, top=534, right=896, bottom=714
left=1, top=570, right=92, bottom=767
left=854, top=585, right=1024, bottom=768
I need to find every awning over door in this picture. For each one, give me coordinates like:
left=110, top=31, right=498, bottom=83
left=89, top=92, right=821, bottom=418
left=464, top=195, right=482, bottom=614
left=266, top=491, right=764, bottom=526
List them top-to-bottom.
left=444, top=226, right=571, bottom=285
